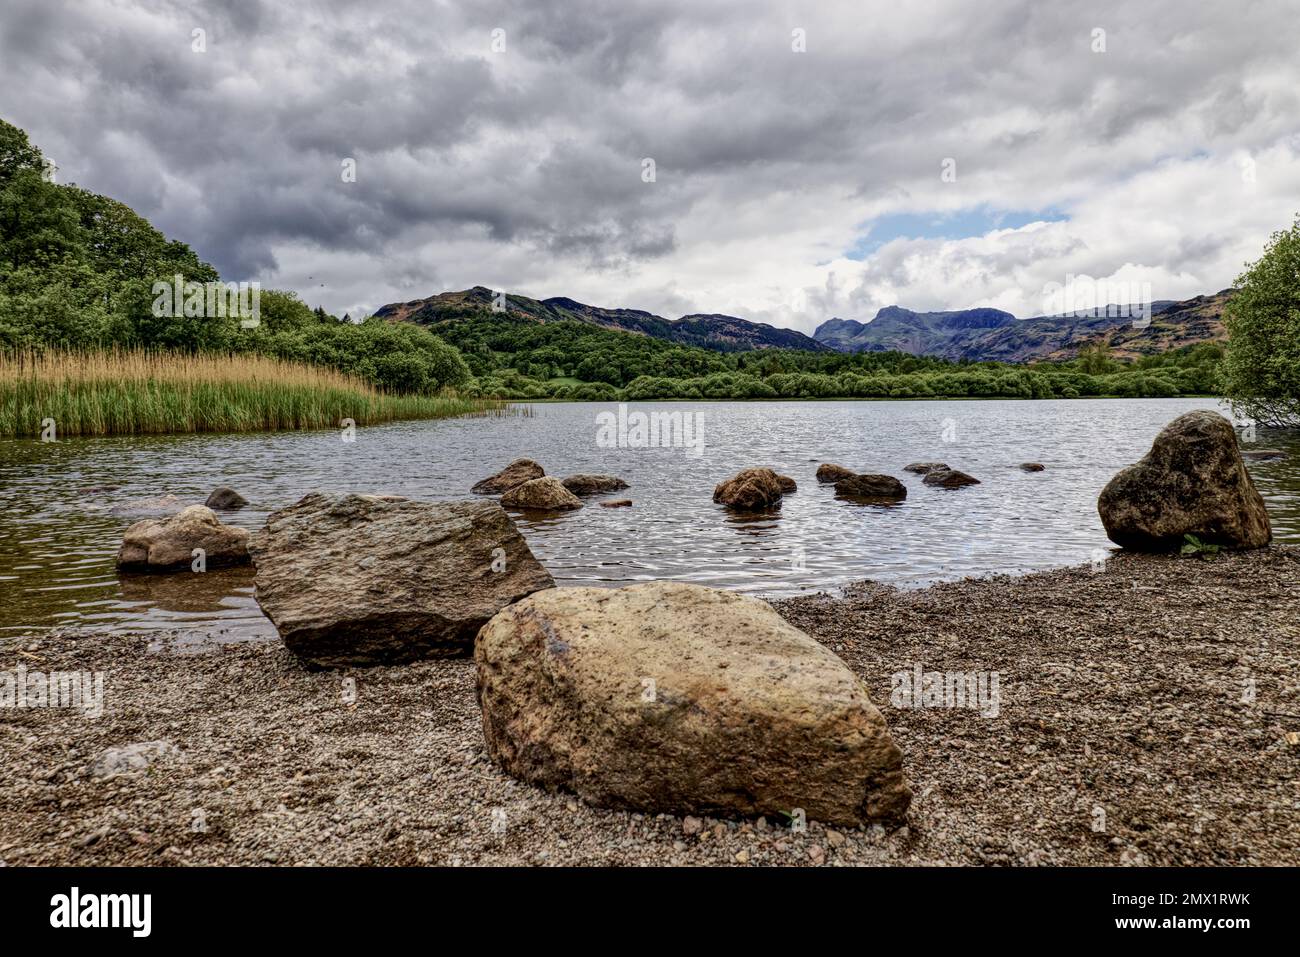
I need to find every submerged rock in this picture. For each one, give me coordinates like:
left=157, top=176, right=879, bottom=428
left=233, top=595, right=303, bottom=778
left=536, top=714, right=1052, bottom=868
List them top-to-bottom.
left=1098, top=411, right=1271, bottom=551
left=1241, top=449, right=1286, bottom=462
left=472, top=459, right=545, bottom=494
left=903, top=462, right=949, bottom=475
left=816, top=463, right=856, bottom=484
left=1019, top=463, right=1045, bottom=472
left=713, top=468, right=788, bottom=511
left=923, top=469, right=981, bottom=488
left=560, top=474, right=630, bottom=495
left=835, top=474, right=907, bottom=500
left=501, top=477, right=583, bottom=511
left=205, top=486, right=248, bottom=509
left=248, top=494, right=554, bottom=667
left=599, top=499, right=633, bottom=508
left=116, top=505, right=250, bottom=572
left=476, top=581, right=911, bottom=826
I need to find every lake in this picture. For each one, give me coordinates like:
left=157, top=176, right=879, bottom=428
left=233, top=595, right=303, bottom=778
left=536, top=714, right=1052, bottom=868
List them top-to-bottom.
left=2, top=398, right=1296, bottom=639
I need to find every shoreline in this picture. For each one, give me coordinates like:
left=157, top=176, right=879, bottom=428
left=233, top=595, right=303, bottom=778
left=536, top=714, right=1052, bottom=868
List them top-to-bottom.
left=1, top=547, right=1297, bottom=866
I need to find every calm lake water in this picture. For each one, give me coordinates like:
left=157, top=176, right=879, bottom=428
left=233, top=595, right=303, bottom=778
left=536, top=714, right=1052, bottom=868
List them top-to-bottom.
left=2, top=398, right=1297, bottom=639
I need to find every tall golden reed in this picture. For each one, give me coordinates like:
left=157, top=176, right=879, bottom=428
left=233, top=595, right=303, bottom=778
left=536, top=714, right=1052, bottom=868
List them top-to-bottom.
left=0, top=349, right=501, bottom=437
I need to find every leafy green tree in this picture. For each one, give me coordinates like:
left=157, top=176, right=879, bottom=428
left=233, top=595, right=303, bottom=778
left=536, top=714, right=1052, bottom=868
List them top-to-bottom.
left=1223, top=214, right=1300, bottom=427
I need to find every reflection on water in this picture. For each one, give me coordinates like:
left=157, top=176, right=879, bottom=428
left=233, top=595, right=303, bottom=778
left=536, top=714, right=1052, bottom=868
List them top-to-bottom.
left=1, top=398, right=1297, bottom=638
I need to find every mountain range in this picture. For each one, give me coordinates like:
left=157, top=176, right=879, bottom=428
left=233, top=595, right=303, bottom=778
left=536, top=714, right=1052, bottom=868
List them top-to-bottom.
left=373, top=286, right=828, bottom=352
left=375, top=286, right=1231, bottom=364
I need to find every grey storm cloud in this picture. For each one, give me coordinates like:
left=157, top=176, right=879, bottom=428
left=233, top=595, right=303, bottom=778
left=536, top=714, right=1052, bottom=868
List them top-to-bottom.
left=2, top=0, right=1298, bottom=324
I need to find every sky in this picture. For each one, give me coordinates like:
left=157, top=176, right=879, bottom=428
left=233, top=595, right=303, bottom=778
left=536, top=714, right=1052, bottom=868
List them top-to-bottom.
left=3, top=0, right=1298, bottom=333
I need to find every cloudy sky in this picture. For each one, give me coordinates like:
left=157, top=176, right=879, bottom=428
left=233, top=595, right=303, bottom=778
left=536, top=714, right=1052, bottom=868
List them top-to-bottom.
left=3, top=0, right=1298, bottom=331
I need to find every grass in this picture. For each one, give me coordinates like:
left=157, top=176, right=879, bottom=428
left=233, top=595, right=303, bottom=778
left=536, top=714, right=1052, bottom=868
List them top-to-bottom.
left=0, top=349, right=504, bottom=438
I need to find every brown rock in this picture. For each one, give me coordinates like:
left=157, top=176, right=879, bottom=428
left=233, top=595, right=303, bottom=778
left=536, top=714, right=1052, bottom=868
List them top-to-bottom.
left=1098, top=411, right=1271, bottom=551
left=472, top=458, right=544, bottom=494
left=903, top=462, right=948, bottom=475
left=816, top=463, right=856, bottom=483
left=1019, top=463, right=1045, bottom=472
left=713, top=468, right=788, bottom=511
left=923, top=469, right=981, bottom=488
left=775, top=473, right=797, bottom=494
left=560, top=474, right=629, bottom=495
left=834, top=474, right=907, bottom=500
left=501, top=477, right=583, bottom=511
left=204, top=486, right=248, bottom=509
left=248, top=494, right=554, bottom=667
left=599, top=499, right=633, bottom=508
left=116, top=505, right=250, bottom=572
left=475, top=581, right=911, bottom=826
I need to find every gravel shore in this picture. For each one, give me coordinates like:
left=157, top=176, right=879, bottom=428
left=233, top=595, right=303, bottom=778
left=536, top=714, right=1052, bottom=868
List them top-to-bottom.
left=2, top=547, right=1297, bottom=867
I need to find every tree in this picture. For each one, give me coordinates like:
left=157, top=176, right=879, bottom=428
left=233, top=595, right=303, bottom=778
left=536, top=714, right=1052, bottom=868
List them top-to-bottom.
left=1223, top=214, right=1300, bottom=427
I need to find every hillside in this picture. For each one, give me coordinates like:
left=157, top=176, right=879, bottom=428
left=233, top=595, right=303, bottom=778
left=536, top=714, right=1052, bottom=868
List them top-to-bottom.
left=373, top=287, right=829, bottom=353
left=814, top=293, right=1231, bottom=362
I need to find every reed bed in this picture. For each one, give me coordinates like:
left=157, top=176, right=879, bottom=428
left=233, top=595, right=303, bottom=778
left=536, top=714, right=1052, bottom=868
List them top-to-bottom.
left=0, top=349, right=503, bottom=438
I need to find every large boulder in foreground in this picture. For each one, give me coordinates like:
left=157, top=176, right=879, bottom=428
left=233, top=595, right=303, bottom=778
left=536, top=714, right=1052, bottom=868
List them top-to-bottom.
left=1098, top=411, right=1271, bottom=551
left=472, top=459, right=544, bottom=494
left=713, top=468, right=789, bottom=511
left=835, top=473, right=907, bottom=501
left=560, top=474, right=629, bottom=495
left=501, top=477, right=583, bottom=511
left=249, top=494, right=554, bottom=667
left=116, top=505, right=250, bottom=572
left=476, top=581, right=911, bottom=826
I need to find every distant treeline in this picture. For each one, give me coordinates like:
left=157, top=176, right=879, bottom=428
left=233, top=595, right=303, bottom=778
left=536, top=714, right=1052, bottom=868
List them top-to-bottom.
left=435, top=311, right=1223, bottom=400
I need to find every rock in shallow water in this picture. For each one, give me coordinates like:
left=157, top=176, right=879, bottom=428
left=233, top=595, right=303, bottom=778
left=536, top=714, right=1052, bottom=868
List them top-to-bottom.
left=1098, top=411, right=1271, bottom=551
left=471, top=458, right=544, bottom=494
left=903, top=462, right=948, bottom=475
left=816, top=463, right=856, bottom=484
left=713, top=468, right=790, bottom=511
left=923, top=468, right=981, bottom=488
left=834, top=473, right=907, bottom=500
left=560, top=474, right=629, bottom=495
left=501, top=477, right=583, bottom=511
left=204, top=485, right=248, bottom=509
left=249, top=493, right=554, bottom=667
left=116, top=505, right=250, bottom=571
left=475, top=581, right=911, bottom=826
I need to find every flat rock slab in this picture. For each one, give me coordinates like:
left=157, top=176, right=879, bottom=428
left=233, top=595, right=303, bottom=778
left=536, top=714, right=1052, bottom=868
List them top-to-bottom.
left=1098, top=411, right=1271, bottom=551
left=249, top=494, right=554, bottom=667
left=116, top=505, right=250, bottom=571
left=476, top=581, right=911, bottom=826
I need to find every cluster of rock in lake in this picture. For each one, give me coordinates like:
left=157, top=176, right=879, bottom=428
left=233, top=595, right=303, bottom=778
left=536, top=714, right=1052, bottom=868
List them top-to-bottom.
left=106, top=409, right=1273, bottom=827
